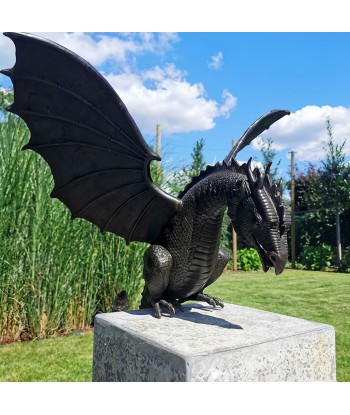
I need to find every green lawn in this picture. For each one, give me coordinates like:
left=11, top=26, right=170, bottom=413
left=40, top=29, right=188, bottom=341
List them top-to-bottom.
left=0, top=269, right=349, bottom=381
left=0, top=331, right=93, bottom=382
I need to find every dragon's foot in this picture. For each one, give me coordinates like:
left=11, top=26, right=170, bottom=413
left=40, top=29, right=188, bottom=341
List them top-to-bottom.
left=196, top=293, right=224, bottom=308
left=150, top=298, right=185, bottom=318
left=151, top=299, right=175, bottom=319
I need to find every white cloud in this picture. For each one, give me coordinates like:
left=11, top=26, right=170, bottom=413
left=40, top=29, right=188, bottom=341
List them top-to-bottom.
left=0, top=32, right=237, bottom=136
left=0, top=32, right=180, bottom=69
left=34, top=32, right=180, bottom=67
left=0, top=34, right=16, bottom=69
left=208, top=51, right=223, bottom=70
left=106, top=68, right=237, bottom=135
left=218, top=89, right=237, bottom=118
left=253, top=105, right=350, bottom=161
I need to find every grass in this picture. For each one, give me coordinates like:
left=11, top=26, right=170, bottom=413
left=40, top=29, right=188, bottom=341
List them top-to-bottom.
left=0, top=90, right=146, bottom=341
left=0, top=269, right=349, bottom=382
left=0, top=331, right=93, bottom=381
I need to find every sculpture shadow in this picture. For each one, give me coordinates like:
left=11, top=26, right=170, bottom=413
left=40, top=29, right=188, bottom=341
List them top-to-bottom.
left=130, top=304, right=243, bottom=330
left=174, top=304, right=243, bottom=330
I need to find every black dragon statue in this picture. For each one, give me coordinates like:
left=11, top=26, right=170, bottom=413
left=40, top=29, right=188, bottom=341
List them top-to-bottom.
left=1, top=32, right=291, bottom=318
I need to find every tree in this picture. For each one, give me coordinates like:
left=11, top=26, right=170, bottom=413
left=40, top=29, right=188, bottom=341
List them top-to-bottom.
left=294, top=119, right=350, bottom=266
left=316, top=119, right=350, bottom=264
left=258, top=135, right=291, bottom=222
left=257, top=136, right=282, bottom=181
left=170, top=138, right=206, bottom=196
left=189, top=138, right=206, bottom=178
left=294, top=164, right=336, bottom=258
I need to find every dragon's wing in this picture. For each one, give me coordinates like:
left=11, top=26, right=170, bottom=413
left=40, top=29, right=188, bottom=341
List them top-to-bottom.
left=1, top=32, right=182, bottom=245
left=224, top=109, right=290, bottom=163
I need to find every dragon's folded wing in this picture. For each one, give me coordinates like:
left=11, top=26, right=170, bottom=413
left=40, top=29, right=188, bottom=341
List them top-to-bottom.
left=1, top=32, right=182, bottom=244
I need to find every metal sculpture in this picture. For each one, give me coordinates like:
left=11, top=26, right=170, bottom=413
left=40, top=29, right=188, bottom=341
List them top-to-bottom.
left=1, top=32, right=291, bottom=318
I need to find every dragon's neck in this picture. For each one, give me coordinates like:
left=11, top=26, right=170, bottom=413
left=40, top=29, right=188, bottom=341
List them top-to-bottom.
left=182, top=168, right=248, bottom=213
left=162, top=169, right=248, bottom=256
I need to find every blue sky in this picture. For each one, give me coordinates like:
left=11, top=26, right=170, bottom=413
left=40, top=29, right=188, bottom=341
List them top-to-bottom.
left=1, top=32, right=350, bottom=182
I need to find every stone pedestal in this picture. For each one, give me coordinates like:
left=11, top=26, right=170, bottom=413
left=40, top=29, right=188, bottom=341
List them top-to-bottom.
left=92, top=303, right=336, bottom=382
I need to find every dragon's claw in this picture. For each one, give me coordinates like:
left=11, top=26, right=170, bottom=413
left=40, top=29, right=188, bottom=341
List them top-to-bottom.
left=196, top=293, right=224, bottom=308
left=151, top=299, right=176, bottom=318
left=159, top=300, right=176, bottom=315
left=152, top=302, right=162, bottom=319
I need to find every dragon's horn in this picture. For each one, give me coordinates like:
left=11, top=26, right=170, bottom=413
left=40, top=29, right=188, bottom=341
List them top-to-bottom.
left=224, top=109, right=290, bottom=164
left=246, top=157, right=255, bottom=184
left=265, top=161, right=272, bottom=175
left=256, top=173, right=264, bottom=190
left=277, top=180, right=283, bottom=194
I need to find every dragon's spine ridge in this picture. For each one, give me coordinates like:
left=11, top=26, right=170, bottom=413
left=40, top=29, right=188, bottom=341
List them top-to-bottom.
left=178, top=159, right=241, bottom=199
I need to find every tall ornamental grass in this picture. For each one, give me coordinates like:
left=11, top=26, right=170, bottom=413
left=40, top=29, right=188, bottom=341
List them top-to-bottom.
left=0, top=90, right=146, bottom=342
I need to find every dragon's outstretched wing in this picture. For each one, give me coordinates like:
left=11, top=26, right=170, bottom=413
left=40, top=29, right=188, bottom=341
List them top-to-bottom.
left=1, top=32, right=182, bottom=245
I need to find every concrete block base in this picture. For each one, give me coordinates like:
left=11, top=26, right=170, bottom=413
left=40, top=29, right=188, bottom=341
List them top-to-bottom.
left=92, top=303, right=336, bottom=382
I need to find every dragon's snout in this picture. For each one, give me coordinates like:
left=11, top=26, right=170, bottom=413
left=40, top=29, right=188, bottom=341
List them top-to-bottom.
left=252, top=234, right=288, bottom=275
left=268, top=251, right=288, bottom=275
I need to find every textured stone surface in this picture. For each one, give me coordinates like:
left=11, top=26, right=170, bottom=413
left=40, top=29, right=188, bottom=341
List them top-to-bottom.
left=92, top=303, right=336, bottom=382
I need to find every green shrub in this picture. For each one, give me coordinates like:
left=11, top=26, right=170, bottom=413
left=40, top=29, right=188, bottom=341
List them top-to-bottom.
left=299, top=244, right=334, bottom=271
left=338, top=247, right=350, bottom=273
left=237, top=248, right=261, bottom=271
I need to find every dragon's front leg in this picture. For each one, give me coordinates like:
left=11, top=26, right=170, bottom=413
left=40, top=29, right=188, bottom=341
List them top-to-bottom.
left=140, top=245, right=177, bottom=318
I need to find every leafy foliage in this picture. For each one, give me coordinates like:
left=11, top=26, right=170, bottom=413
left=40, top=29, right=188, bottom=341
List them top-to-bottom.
left=292, top=119, right=350, bottom=267
left=319, top=120, right=350, bottom=213
left=256, top=136, right=282, bottom=181
left=190, top=137, right=206, bottom=174
left=171, top=138, right=206, bottom=196
left=299, top=244, right=334, bottom=271
left=237, top=248, right=261, bottom=271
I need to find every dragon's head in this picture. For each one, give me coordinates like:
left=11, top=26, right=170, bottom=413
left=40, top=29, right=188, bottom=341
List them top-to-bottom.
left=228, top=159, right=291, bottom=275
